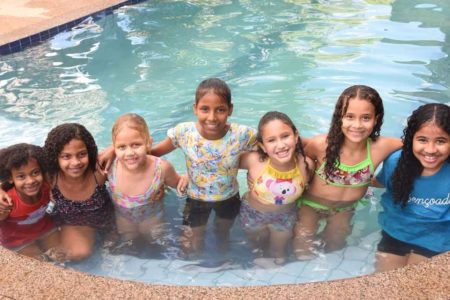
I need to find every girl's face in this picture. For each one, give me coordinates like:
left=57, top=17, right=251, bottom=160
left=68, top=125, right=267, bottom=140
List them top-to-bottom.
left=193, top=91, right=233, bottom=140
left=341, top=98, right=377, bottom=144
left=259, top=119, right=299, bottom=168
left=412, top=122, right=450, bottom=176
left=114, top=126, right=150, bottom=171
left=58, top=139, right=89, bottom=178
left=10, top=158, right=44, bottom=203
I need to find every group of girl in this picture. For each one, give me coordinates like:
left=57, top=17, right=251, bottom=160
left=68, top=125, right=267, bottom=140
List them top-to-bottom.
left=0, top=78, right=448, bottom=273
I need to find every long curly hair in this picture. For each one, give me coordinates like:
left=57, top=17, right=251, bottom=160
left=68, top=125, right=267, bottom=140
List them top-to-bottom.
left=324, top=85, right=384, bottom=180
left=392, top=103, right=450, bottom=206
left=256, top=111, right=309, bottom=172
left=44, top=123, right=98, bottom=176
left=0, top=143, right=46, bottom=191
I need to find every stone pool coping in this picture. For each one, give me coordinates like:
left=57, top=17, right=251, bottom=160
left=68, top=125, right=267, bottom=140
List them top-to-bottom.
left=0, top=0, right=449, bottom=298
left=0, top=0, right=125, bottom=46
left=0, top=247, right=448, bottom=299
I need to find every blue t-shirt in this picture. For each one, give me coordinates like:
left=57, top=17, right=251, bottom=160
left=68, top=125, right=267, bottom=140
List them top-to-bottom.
left=377, top=150, right=450, bottom=253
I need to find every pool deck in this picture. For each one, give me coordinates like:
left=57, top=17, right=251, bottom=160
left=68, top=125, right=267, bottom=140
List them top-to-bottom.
left=0, top=0, right=126, bottom=46
left=0, top=0, right=449, bottom=299
left=0, top=247, right=449, bottom=299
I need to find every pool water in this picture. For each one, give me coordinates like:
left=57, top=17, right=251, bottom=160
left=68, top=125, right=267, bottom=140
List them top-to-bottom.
left=1, top=0, right=449, bottom=287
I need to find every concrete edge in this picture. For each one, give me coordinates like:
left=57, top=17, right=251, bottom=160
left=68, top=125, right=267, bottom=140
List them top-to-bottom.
left=0, top=247, right=449, bottom=299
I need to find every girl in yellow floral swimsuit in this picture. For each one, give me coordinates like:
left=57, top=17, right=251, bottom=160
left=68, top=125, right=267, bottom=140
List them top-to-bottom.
left=152, top=78, right=257, bottom=257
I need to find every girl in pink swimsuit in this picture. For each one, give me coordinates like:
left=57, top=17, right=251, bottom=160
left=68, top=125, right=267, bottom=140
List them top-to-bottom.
left=107, top=113, right=185, bottom=249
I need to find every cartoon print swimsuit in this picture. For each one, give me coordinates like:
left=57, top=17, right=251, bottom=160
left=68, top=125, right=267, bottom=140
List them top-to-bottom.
left=250, top=159, right=305, bottom=205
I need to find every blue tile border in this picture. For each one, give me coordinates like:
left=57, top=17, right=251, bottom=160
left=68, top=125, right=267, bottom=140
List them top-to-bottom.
left=0, top=0, right=146, bottom=56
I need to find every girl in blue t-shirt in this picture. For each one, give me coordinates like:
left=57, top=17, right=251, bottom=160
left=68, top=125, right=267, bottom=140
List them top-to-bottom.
left=373, top=103, right=450, bottom=272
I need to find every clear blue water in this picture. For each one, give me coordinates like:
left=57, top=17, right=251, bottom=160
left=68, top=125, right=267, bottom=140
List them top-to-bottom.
left=1, top=0, right=449, bottom=286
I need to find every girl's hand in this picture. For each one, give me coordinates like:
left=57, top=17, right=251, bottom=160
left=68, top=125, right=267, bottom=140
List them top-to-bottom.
left=98, top=145, right=116, bottom=174
left=176, top=174, right=189, bottom=196
left=0, top=190, right=13, bottom=220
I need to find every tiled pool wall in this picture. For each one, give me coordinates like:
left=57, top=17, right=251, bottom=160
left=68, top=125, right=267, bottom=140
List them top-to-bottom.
left=0, top=0, right=146, bottom=55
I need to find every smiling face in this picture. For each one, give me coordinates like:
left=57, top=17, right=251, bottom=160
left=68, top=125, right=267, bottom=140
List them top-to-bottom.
left=193, top=91, right=233, bottom=140
left=341, top=98, right=377, bottom=144
left=259, top=119, right=299, bottom=169
left=412, top=122, right=450, bottom=176
left=114, top=126, right=150, bottom=171
left=58, top=139, right=89, bottom=179
left=10, top=158, right=44, bottom=203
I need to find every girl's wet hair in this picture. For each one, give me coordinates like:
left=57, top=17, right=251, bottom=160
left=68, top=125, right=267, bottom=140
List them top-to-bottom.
left=195, top=78, right=232, bottom=106
left=324, top=85, right=384, bottom=180
left=392, top=103, right=450, bottom=206
left=256, top=111, right=309, bottom=171
left=112, top=113, right=152, bottom=149
left=44, top=123, right=98, bottom=176
left=0, top=143, right=46, bottom=191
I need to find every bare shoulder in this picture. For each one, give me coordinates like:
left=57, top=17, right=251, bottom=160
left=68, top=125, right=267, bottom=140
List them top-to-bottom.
left=305, top=134, right=327, bottom=159
left=371, top=136, right=402, bottom=165
left=372, top=136, right=402, bottom=153
left=239, top=151, right=260, bottom=170
left=152, top=155, right=174, bottom=170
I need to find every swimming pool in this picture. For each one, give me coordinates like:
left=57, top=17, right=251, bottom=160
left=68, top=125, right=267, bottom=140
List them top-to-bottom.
left=0, top=0, right=449, bottom=287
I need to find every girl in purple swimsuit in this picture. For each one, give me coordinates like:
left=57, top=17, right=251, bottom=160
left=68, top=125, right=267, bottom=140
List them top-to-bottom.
left=44, top=123, right=114, bottom=262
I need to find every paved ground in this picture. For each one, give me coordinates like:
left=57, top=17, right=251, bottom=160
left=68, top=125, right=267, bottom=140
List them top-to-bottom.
left=0, top=0, right=125, bottom=45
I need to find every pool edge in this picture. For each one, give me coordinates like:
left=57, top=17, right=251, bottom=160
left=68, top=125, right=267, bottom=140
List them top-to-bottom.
left=0, top=0, right=146, bottom=55
left=0, top=247, right=448, bottom=299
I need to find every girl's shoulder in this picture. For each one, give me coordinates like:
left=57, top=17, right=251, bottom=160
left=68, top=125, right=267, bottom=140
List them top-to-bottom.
left=304, top=134, right=327, bottom=157
left=370, top=136, right=402, bottom=163
left=367, top=137, right=402, bottom=168
left=239, top=150, right=261, bottom=170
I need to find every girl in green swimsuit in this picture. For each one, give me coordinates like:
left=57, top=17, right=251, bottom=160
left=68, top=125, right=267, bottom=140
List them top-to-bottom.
left=293, top=85, right=402, bottom=260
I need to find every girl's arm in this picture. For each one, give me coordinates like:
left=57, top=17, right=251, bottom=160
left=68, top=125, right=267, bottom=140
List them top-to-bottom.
left=304, top=135, right=326, bottom=161
left=373, top=137, right=402, bottom=163
left=151, top=138, right=176, bottom=157
left=98, top=145, right=116, bottom=173
left=238, top=151, right=252, bottom=170
left=161, top=160, right=183, bottom=192
left=371, top=177, right=384, bottom=188
left=0, top=189, right=12, bottom=221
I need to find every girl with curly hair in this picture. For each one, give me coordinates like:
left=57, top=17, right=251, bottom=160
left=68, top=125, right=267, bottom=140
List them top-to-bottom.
left=293, top=85, right=402, bottom=260
left=374, top=103, right=450, bottom=272
left=238, top=111, right=313, bottom=264
left=43, top=123, right=114, bottom=262
left=0, top=143, right=60, bottom=260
